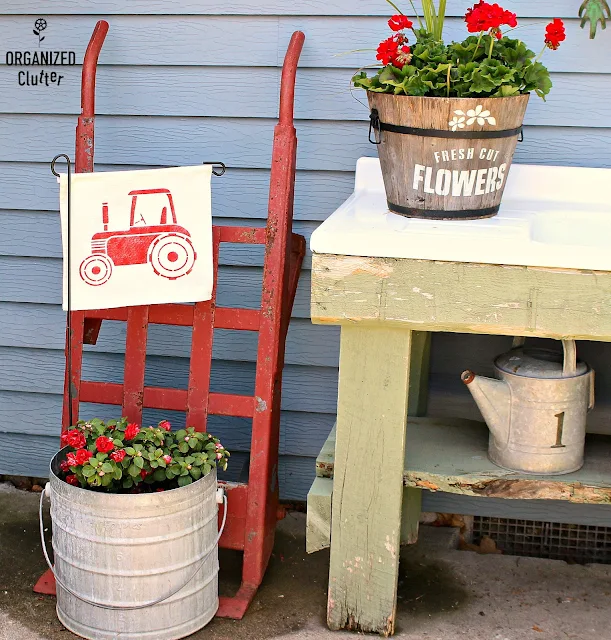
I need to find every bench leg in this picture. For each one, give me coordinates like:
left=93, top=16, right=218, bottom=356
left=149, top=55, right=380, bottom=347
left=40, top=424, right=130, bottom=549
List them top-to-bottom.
left=327, top=325, right=414, bottom=636
left=401, top=330, right=431, bottom=545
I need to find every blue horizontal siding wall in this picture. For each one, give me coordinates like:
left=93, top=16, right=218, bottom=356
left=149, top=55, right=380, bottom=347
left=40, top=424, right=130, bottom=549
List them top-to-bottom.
left=0, top=1, right=610, bottom=510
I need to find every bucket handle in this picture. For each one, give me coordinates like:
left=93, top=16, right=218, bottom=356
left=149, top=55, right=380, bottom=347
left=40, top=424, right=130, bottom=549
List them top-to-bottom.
left=511, top=337, right=578, bottom=377
left=39, top=484, right=227, bottom=611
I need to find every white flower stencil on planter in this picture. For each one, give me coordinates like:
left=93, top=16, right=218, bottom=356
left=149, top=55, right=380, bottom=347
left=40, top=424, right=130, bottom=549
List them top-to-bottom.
left=448, top=105, right=497, bottom=130
left=59, top=165, right=213, bottom=311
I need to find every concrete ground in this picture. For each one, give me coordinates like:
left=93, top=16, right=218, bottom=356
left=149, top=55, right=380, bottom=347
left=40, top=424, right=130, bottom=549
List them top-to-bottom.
left=2, top=483, right=611, bottom=640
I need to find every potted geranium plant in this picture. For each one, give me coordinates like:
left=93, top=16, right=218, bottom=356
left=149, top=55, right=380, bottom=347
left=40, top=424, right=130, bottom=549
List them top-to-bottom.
left=353, top=1, right=566, bottom=220
left=43, top=418, right=229, bottom=640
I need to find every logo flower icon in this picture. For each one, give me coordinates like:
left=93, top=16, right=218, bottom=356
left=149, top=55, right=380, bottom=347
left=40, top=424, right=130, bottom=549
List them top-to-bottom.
left=33, top=17, right=47, bottom=46
left=448, top=106, right=496, bottom=131
left=448, top=115, right=466, bottom=131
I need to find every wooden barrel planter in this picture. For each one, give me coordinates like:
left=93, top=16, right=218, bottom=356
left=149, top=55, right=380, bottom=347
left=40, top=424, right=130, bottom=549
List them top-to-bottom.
left=368, top=93, right=529, bottom=220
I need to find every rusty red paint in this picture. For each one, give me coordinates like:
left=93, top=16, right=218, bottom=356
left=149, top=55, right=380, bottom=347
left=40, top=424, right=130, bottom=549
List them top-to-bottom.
left=36, top=23, right=306, bottom=621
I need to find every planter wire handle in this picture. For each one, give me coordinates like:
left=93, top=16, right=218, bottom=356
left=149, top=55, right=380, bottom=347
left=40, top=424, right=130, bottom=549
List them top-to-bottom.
left=369, top=109, right=382, bottom=144
left=50, top=154, right=74, bottom=429
left=39, top=486, right=228, bottom=610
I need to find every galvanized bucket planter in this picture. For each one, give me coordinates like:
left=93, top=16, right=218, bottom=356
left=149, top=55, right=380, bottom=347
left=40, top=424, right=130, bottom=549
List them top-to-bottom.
left=368, top=93, right=529, bottom=220
left=45, top=449, right=220, bottom=640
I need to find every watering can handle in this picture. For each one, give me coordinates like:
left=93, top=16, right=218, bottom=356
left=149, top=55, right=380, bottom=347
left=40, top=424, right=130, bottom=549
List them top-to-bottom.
left=511, top=337, right=578, bottom=377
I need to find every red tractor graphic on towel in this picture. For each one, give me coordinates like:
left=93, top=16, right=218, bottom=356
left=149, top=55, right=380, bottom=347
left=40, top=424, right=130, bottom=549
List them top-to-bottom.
left=79, top=188, right=197, bottom=286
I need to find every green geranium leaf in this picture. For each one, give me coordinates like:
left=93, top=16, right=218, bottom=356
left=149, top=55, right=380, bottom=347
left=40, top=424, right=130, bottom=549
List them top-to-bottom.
left=134, top=456, right=144, bottom=469
left=101, top=462, right=113, bottom=473
left=128, top=463, right=140, bottom=477
left=154, top=468, right=166, bottom=482
left=177, top=476, right=193, bottom=487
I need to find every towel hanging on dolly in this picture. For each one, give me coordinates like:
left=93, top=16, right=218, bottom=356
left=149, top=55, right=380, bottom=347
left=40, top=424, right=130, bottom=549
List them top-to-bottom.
left=58, top=164, right=213, bottom=311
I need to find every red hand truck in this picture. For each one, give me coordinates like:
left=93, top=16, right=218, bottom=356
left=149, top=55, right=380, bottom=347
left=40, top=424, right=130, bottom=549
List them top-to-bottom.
left=34, top=20, right=306, bottom=620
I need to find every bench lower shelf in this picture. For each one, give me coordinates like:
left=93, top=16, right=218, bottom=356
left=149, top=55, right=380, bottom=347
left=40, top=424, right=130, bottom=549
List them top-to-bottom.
left=306, top=417, right=611, bottom=554
left=404, top=418, right=611, bottom=503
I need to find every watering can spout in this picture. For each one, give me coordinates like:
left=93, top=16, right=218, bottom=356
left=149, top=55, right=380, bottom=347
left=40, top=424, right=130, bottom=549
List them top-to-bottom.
left=461, top=370, right=511, bottom=444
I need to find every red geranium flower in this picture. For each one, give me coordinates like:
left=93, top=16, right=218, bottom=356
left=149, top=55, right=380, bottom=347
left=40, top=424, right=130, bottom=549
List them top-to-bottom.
left=465, top=1, right=517, bottom=33
left=388, top=14, right=413, bottom=31
left=544, top=18, right=565, bottom=49
left=376, top=35, right=399, bottom=65
left=394, top=45, right=411, bottom=67
left=158, top=420, right=171, bottom=432
left=124, top=423, right=140, bottom=441
left=61, top=429, right=86, bottom=450
left=95, top=436, right=115, bottom=453
left=75, top=448, right=93, bottom=465
left=110, top=449, right=126, bottom=463
left=66, top=452, right=78, bottom=467
left=163, top=455, right=172, bottom=464
left=60, top=460, right=70, bottom=473
left=140, top=469, right=151, bottom=480
left=65, top=474, right=79, bottom=486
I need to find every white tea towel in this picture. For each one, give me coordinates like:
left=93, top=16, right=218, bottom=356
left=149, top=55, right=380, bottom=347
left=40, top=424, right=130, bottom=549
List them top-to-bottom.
left=59, top=165, right=213, bottom=311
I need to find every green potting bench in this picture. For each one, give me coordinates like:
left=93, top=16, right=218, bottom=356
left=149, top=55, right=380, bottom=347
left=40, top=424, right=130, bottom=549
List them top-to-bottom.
left=306, top=158, right=611, bottom=636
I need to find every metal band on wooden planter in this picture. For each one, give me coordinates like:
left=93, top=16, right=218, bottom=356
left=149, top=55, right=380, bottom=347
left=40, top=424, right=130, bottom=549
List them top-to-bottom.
left=369, top=109, right=523, bottom=144
left=387, top=200, right=500, bottom=220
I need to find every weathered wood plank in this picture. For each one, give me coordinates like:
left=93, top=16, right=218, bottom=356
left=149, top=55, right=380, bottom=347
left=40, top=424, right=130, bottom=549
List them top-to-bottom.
left=2, top=1, right=584, bottom=17
left=2, top=67, right=607, bottom=127
left=0, top=116, right=610, bottom=170
left=311, top=254, right=611, bottom=341
left=328, top=325, right=412, bottom=635
left=311, top=415, right=611, bottom=505
left=403, top=418, right=611, bottom=505
left=315, top=423, right=336, bottom=479
left=306, top=476, right=333, bottom=554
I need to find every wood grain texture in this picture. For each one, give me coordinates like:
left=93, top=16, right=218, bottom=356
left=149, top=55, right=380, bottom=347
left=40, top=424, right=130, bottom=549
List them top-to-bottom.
left=2, top=1, right=584, bottom=17
left=1, top=68, right=608, bottom=127
left=369, top=93, right=529, bottom=217
left=0, top=116, right=610, bottom=170
left=311, top=254, right=611, bottom=340
left=328, top=326, right=412, bottom=635
left=312, top=416, right=611, bottom=504
left=403, top=418, right=611, bottom=505
left=306, top=476, right=333, bottom=553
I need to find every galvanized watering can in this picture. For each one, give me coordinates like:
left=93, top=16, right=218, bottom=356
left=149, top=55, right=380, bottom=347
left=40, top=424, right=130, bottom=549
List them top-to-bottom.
left=461, top=338, right=595, bottom=475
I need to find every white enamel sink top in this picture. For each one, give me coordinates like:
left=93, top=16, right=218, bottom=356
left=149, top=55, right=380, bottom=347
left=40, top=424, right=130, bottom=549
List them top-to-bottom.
left=310, top=158, right=611, bottom=271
